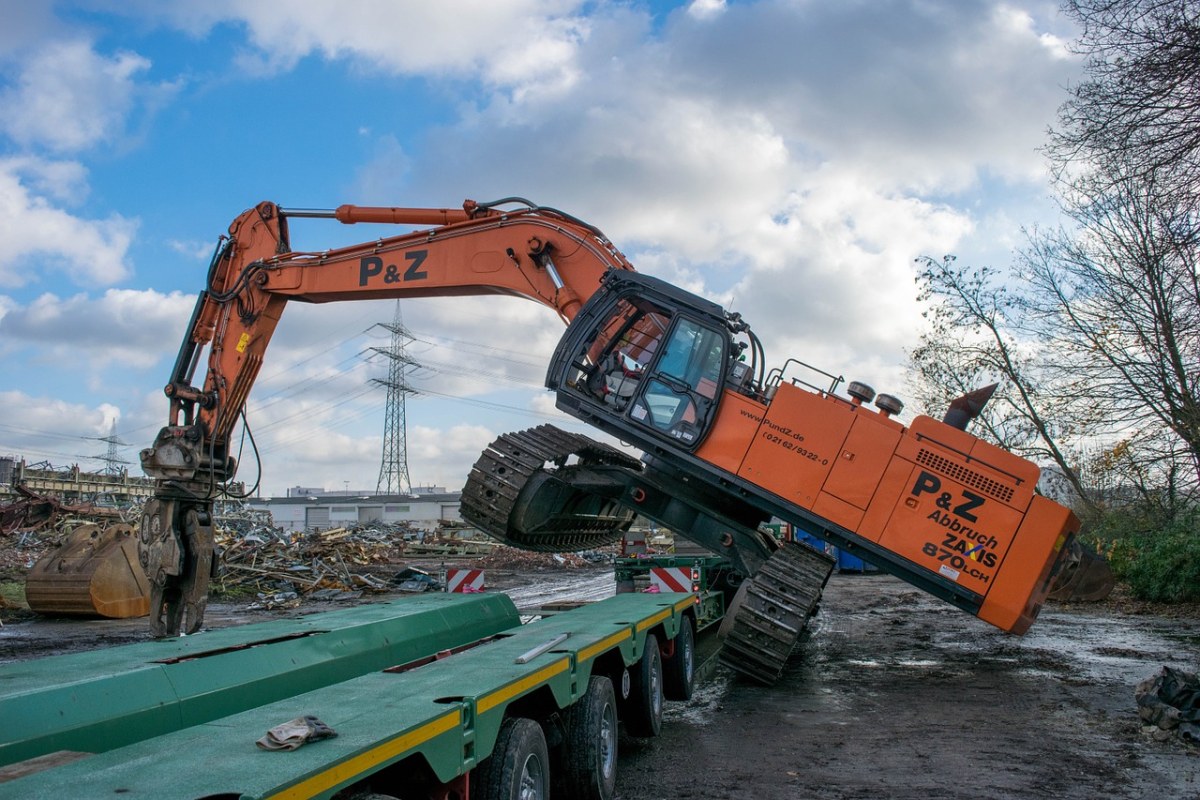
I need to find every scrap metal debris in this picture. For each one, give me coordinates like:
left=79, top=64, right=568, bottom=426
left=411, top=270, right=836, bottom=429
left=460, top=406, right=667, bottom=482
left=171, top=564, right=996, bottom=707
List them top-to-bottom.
left=0, top=486, right=118, bottom=536
left=1, top=492, right=616, bottom=618
left=211, top=513, right=611, bottom=598
left=216, top=523, right=416, bottom=597
left=475, top=547, right=611, bottom=570
left=392, top=566, right=440, bottom=593
left=1136, top=666, right=1200, bottom=743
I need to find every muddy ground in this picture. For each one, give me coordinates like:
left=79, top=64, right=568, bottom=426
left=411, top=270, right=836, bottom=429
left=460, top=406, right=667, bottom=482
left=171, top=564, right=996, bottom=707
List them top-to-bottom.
left=2, top=567, right=1198, bottom=799
left=616, top=574, right=1200, bottom=800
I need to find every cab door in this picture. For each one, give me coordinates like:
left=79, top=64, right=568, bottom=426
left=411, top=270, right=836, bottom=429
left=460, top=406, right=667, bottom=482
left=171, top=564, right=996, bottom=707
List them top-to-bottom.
left=626, top=317, right=727, bottom=448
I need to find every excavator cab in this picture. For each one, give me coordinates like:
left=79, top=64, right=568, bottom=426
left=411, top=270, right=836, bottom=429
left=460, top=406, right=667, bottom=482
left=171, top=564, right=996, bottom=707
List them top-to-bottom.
left=549, top=271, right=740, bottom=452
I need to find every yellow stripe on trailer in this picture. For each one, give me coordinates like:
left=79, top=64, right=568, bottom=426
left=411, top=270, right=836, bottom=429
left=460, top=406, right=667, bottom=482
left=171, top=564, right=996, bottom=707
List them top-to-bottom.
left=636, top=608, right=672, bottom=632
left=577, top=630, right=631, bottom=663
left=477, top=658, right=570, bottom=715
left=266, top=710, right=461, bottom=800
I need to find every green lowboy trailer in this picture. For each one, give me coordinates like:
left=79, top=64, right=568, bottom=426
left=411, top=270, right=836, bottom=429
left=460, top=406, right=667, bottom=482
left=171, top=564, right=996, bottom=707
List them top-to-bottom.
left=0, top=590, right=701, bottom=800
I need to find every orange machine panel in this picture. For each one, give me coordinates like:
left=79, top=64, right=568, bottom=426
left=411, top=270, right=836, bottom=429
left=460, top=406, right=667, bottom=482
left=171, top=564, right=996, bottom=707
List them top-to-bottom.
left=737, top=383, right=854, bottom=509
left=694, top=390, right=768, bottom=474
left=822, top=414, right=904, bottom=510
left=898, top=416, right=1039, bottom=514
left=856, top=457, right=917, bottom=542
left=876, top=460, right=1026, bottom=597
left=812, top=491, right=865, bottom=531
left=977, top=495, right=1077, bottom=633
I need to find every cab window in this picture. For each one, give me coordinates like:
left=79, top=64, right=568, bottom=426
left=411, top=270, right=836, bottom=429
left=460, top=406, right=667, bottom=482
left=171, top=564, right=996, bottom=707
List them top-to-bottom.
left=571, top=299, right=670, bottom=411
left=629, top=319, right=725, bottom=445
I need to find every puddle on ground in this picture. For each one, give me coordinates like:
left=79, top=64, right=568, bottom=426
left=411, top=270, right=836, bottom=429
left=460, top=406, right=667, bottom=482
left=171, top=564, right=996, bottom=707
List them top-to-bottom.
left=925, top=607, right=1200, bottom=685
left=665, top=670, right=732, bottom=727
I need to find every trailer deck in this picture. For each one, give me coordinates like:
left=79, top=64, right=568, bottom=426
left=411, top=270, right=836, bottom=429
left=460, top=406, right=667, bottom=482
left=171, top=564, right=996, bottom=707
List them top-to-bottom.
left=0, top=591, right=696, bottom=799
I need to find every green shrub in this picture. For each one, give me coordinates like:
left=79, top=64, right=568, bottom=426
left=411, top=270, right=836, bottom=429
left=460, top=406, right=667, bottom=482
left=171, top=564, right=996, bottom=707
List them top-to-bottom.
left=1082, top=507, right=1200, bottom=602
left=1124, top=526, right=1200, bottom=603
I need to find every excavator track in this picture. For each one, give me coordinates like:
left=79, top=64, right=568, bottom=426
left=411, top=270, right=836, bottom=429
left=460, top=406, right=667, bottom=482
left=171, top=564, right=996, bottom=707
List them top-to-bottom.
left=460, top=424, right=641, bottom=552
left=719, top=541, right=835, bottom=685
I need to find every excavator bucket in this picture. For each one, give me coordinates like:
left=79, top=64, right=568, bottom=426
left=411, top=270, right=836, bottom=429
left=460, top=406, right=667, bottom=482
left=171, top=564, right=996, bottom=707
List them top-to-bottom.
left=25, top=523, right=151, bottom=618
left=1046, top=538, right=1115, bottom=602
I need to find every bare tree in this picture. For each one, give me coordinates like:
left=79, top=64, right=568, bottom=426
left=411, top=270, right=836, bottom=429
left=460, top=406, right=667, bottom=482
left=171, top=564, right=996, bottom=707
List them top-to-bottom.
left=1049, top=0, right=1200, bottom=210
left=910, top=1, right=1200, bottom=514
left=1029, top=1, right=1200, bottom=497
left=1017, top=163, right=1200, bottom=491
left=909, top=256, right=1096, bottom=506
left=1079, top=427, right=1193, bottom=521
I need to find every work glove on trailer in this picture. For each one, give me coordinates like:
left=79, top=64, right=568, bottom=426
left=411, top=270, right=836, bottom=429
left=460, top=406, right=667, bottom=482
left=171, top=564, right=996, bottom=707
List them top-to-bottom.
left=255, top=715, right=339, bottom=751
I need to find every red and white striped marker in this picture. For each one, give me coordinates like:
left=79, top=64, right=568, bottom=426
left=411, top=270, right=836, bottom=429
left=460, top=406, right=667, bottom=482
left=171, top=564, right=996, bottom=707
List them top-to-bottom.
left=649, top=567, right=695, bottom=594
left=445, top=568, right=486, bottom=593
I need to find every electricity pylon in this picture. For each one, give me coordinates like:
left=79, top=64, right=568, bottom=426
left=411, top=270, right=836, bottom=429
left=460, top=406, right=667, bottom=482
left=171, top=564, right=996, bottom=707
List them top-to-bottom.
left=373, top=301, right=416, bottom=495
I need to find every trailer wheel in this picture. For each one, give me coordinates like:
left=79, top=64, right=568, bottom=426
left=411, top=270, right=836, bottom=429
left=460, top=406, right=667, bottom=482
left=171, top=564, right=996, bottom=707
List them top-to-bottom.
left=663, top=615, right=696, bottom=701
left=623, top=632, right=664, bottom=737
left=556, top=676, right=619, bottom=800
left=474, top=717, right=549, bottom=800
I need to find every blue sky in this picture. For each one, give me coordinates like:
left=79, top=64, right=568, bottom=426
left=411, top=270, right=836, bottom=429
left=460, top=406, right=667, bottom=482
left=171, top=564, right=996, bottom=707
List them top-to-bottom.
left=0, top=0, right=1081, bottom=497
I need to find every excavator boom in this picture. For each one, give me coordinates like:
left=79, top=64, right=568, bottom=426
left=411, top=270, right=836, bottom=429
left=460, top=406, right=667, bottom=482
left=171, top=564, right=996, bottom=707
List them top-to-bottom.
left=137, top=198, right=633, bottom=635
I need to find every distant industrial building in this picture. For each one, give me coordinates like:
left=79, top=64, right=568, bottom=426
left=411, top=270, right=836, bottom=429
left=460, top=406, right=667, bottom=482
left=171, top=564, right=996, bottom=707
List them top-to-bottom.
left=0, top=456, right=156, bottom=504
left=247, top=491, right=461, bottom=533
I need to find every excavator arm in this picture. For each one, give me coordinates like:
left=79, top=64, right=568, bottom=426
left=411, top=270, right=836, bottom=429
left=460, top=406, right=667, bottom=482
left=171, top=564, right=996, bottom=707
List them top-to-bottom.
left=139, top=199, right=634, bottom=635
left=161, top=199, right=630, bottom=446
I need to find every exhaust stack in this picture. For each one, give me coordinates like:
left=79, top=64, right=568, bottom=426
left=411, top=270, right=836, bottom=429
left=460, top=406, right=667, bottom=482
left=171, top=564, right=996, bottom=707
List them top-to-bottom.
left=943, top=384, right=998, bottom=431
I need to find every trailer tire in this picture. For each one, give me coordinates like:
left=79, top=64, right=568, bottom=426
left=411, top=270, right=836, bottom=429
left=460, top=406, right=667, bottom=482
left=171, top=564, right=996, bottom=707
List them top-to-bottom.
left=663, top=615, right=696, bottom=701
left=623, top=632, right=664, bottom=737
left=556, top=676, right=619, bottom=800
left=474, top=717, right=549, bottom=800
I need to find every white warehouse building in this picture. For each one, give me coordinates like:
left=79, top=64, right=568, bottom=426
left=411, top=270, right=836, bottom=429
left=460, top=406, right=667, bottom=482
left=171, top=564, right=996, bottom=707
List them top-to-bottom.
left=248, top=492, right=462, bottom=533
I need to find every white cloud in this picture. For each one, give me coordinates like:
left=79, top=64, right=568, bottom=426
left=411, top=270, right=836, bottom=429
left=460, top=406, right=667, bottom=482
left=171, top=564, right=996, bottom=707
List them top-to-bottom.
left=349, top=0, right=1081, bottom=390
left=687, top=0, right=727, bottom=21
left=144, top=1, right=591, bottom=99
left=651, top=2, right=1080, bottom=190
left=0, top=4, right=60, bottom=59
left=995, top=4, right=1073, bottom=60
left=0, top=39, right=152, bottom=152
left=8, top=157, right=89, bottom=204
left=0, top=158, right=137, bottom=288
left=726, top=170, right=975, bottom=391
left=167, top=239, right=217, bottom=262
left=0, top=288, right=194, bottom=368
left=0, top=390, right=131, bottom=467
left=237, top=420, right=511, bottom=497
left=408, top=423, right=498, bottom=486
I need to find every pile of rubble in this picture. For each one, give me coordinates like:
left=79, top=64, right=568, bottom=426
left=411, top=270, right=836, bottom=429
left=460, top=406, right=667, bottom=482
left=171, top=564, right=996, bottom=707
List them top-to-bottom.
left=1, top=487, right=122, bottom=535
left=1, top=489, right=617, bottom=615
left=0, top=491, right=140, bottom=582
left=0, top=517, right=125, bottom=582
left=215, top=523, right=412, bottom=599
left=475, top=546, right=614, bottom=570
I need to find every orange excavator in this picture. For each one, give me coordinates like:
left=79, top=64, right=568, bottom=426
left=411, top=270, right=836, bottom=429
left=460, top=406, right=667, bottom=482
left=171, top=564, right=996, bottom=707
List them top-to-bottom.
left=126, top=198, right=1108, bottom=683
